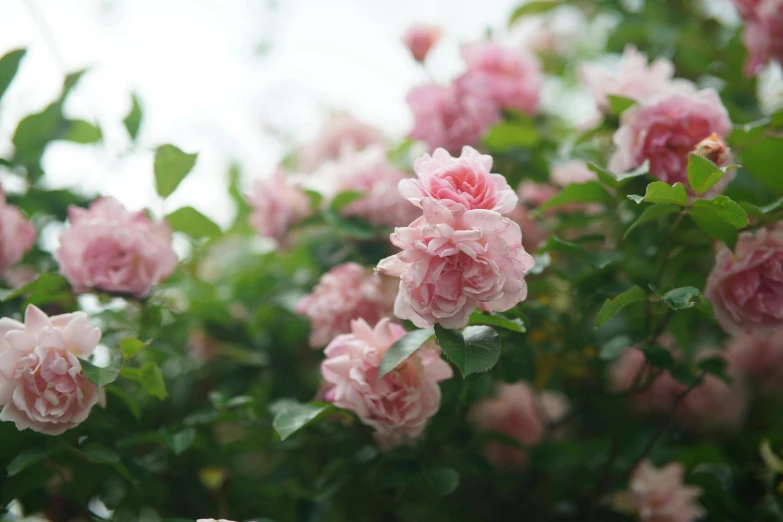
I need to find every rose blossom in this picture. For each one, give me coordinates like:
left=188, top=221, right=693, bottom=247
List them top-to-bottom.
left=732, top=0, right=783, bottom=76
left=402, top=23, right=442, bottom=62
left=458, top=41, right=542, bottom=115
left=579, top=45, right=694, bottom=110
left=407, top=82, right=500, bottom=155
left=609, top=89, right=732, bottom=189
left=298, top=113, right=385, bottom=172
left=692, top=133, right=732, bottom=168
left=331, top=146, right=421, bottom=228
left=400, top=146, right=517, bottom=215
left=550, top=160, right=596, bottom=186
left=248, top=168, right=311, bottom=244
left=517, top=180, right=558, bottom=209
left=0, top=189, right=36, bottom=278
left=55, top=197, right=177, bottom=298
left=377, top=199, right=535, bottom=329
left=705, top=225, right=783, bottom=338
left=297, top=262, right=397, bottom=348
left=0, top=305, right=103, bottom=435
left=321, top=318, right=453, bottom=449
left=725, top=331, right=783, bottom=392
left=609, top=345, right=684, bottom=415
left=677, top=366, right=747, bottom=434
left=469, top=382, right=568, bottom=469
left=613, top=460, right=704, bottom=522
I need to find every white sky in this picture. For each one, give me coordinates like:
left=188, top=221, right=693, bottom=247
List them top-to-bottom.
left=0, top=0, right=521, bottom=226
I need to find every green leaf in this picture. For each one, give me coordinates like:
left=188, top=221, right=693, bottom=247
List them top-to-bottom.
left=509, top=0, right=560, bottom=24
left=0, top=49, right=26, bottom=101
left=123, top=93, right=143, bottom=140
left=606, top=94, right=636, bottom=115
left=63, top=119, right=102, bottom=144
left=484, top=120, right=539, bottom=150
left=743, top=138, right=783, bottom=194
left=154, top=144, right=198, bottom=198
left=687, top=154, right=725, bottom=196
left=615, top=160, right=650, bottom=182
left=587, top=162, right=618, bottom=188
left=537, top=181, right=613, bottom=213
left=629, top=181, right=688, bottom=206
left=304, top=189, right=323, bottom=208
left=330, top=190, right=364, bottom=211
left=691, top=196, right=748, bottom=228
left=740, top=196, right=783, bottom=218
left=623, top=204, right=679, bottom=239
left=688, top=205, right=738, bottom=249
left=166, top=206, right=221, bottom=239
left=324, top=211, right=376, bottom=239
left=2, top=273, right=69, bottom=302
left=596, top=286, right=646, bottom=327
left=662, top=286, right=701, bottom=311
left=468, top=312, right=526, bottom=333
left=435, top=324, right=501, bottom=377
left=378, top=328, right=435, bottom=378
left=599, top=335, right=632, bottom=360
left=119, top=338, right=147, bottom=360
left=642, top=344, right=675, bottom=370
left=80, top=352, right=122, bottom=387
left=698, top=356, right=730, bottom=384
left=124, top=363, right=168, bottom=399
left=107, top=387, right=141, bottom=420
left=273, top=401, right=332, bottom=441
left=165, top=427, right=197, bottom=455
left=81, top=443, right=120, bottom=464
left=7, top=449, right=46, bottom=477
left=428, top=468, right=460, bottom=496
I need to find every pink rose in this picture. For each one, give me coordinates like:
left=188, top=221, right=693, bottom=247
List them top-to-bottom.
left=733, top=0, right=783, bottom=76
left=402, top=23, right=442, bottom=62
left=458, top=41, right=542, bottom=115
left=579, top=45, right=694, bottom=110
left=407, top=82, right=500, bottom=155
left=609, top=89, right=732, bottom=189
left=298, top=113, right=385, bottom=172
left=692, top=133, right=732, bottom=169
left=331, top=146, right=421, bottom=228
left=400, top=146, right=517, bottom=215
left=550, top=160, right=596, bottom=186
left=248, top=168, right=311, bottom=244
left=517, top=180, right=558, bottom=209
left=0, top=190, right=36, bottom=278
left=55, top=197, right=177, bottom=298
left=377, top=199, right=535, bottom=329
left=507, top=205, right=548, bottom=253
left=705, top=225, right=783, bottom=338
left=297, top=262, right=397, bottom=348
left=0, top=305, right=103, bottom=435
left=321, top=318, right=453, bottom=449
left=725, top=331, right=783, bottom=392
left=609, top=346, right=684, bottom=415
left=677, top=368, right=747, bottom=434
left=469, top=382, right=568, bottom=469
left=614, top=460, right=704, bottom=522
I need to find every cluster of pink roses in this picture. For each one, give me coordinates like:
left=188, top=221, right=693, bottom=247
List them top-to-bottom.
left=613, top=460, right=704, bottom=522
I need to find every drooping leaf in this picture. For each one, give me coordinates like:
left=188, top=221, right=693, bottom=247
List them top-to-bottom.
left=154, top=144, right=198, bottom=198
left=687, top=154, right=725, bottom=196
left=537, top=181, right=613, bottom=213
left=629, top=181, right=688, bottom=206
left=691, top=197, right=748, bottom=228
left=623, top=204, right=679, bottom=239
left=166, top=206, right=221, bottom=239
left=688, top=206, right=739, bottom=250
left=596, top=286, right=646, bottom=327
left=662, top=286, right=702, bottom=311
left=468, top=312, right=526, bottom=333
left=435, top=324, right=501, bottom=377
left=379, top=328, right=435, bottom=378
left=80, top=352, right=123, bottom=387
left=273, top=401, right=332, bottom=441
left=7, top=449, right=47, bottom=477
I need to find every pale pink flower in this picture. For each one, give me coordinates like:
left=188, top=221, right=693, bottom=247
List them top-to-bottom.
left=733, top=0, right=783, bottom=76
left=402, top=23, right=442, bottom=62
left=459, top=41, right=542, bottom=115
left=580, top=45, right=694, bottom=110
left=407, top=82, right=500, bottom=155
left=609, top=89, right=732, bottom=189
left=298, top=113, right=385, bottom=172
left=331, top=146, right=421, bottom=228
left=400, top=146, right=517, bottom=215
left=550, top=160, right=596, bottom=186
left=248, top=168, right=311, bottom=244
left=517, top=181, right=558, bottom=209
left=0, top=190, right=36, bottom=278
left=55, top=197, right=177, bottom=298
left=377, top=199, right=535, bottom=329
left=705, top=225, right=783, bottom=338
left=297, top=262, right=397, bottom=348
left=4, top=266, right=38, bottom=288
left=0, top=305, right=103, bottom=435
left=321, top=318, right=453, bottom=449
left=725, top=331, right=783, bottom=392
left=609, top=346, right=684, bottom=415
left=677, top=368, right=747, bottom=434
left=469, top=382, right=568, bottom=469
left=614, top=461, right=704, bottom=522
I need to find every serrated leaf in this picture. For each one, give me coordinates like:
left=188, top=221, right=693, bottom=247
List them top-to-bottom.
left=0, top=49, right=26, bottom=101
left=123, top=93, right=142, bottom=140
left=606, top=94, right=636, bottom=115
left=154, top=144, right=198, bottom=198
left=687, top=154, right=724, bottom=195
left=537, top=181, right=613, bottom=213
left=629, top=181, right=688, bottom=206
left=330, top=191, right=364, bottom=211
left=691, top=196, right=748, bottom=228
left=623, top=204, right=679, bottom=239
left=688, top=205, right=738, bottom=249
left=166, top=206, right=221, bottom=239
left=596, top=286, right=646, bottom=327
left=662, top=286, right=701, bottom=311
left=468, top=312, right=526, bottom=333
left=435, top=325, right=501, bottom=377
left=378, top=328, right=435, bottom=378
left=119, top=338, right=146, bottom=359
left=80, top=352, right=122, bottom=387
left=273, top=402, right=332, bottom=440
left=428, top=468, right=460, bottom=496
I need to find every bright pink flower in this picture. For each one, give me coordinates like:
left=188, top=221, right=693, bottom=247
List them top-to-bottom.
left=733, top=0, right=783, bottom=76
left=402, top=23, right=442, bottom=62
left=459, top=41, right=542, bottom=115
left=579, top=45, right=694, bottom=110
left=407, top=82, right=500, bottom=155
left=609, top=89, right=732, bottom=189
left=298, top=113, right=385, bottom=172
left=332, top=146, right=421, bottom=228
left=400, top=146, right=517, bottom=215
left=248, top=168, right=311, bottom=244
left=0, top=190, right=36, bottom=278
left=55, top=197, right=177, bottom=298
left=377, top=200, right=535, bottom=329
left=706, top=225, right=783, bottom=338
left=297, top=263, right=397, bottom=348
left=0, top=305, right=103, bottom=435
left=321, top=318, right=453, bottom=449
left=725, top=331, right=783, bottom=392
left=469, top=382, right=568, bottom=469
left=614, top=461, right=704, bottom=522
